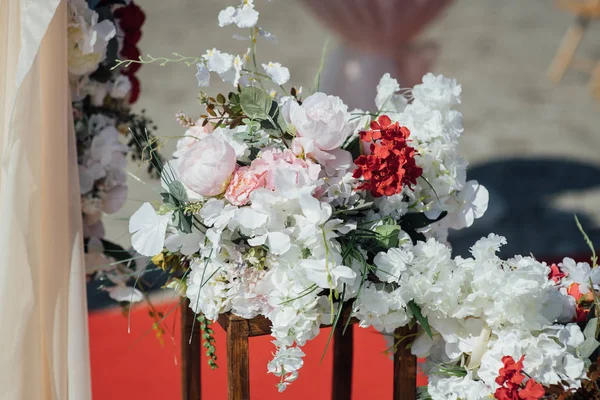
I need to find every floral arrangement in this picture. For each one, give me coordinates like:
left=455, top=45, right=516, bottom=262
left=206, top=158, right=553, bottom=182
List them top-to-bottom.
left=68, top=0, right=162, bottom=300
left=118, top=1, right=600, bottom=398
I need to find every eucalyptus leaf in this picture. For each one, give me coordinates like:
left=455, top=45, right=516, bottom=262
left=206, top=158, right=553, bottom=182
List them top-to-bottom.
left=239, top=87, right=272, bottom=120
left=375, top=224, right=401, bottom=250
left=407, top=300, right=433, bottom=339
left=584, top=317, right=599, bottom=339
left=579, top=337, right=600, bottom=359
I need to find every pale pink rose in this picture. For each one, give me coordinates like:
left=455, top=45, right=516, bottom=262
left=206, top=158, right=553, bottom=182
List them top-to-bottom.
left=288, top=92, right=354, bottom=151
left=173, top=120, right=214, bottom=158
left=177, top=135, right=237, bottom=196
left=253, top=148, right=321, bottom=191
left=224, top=166, right=266, bottom=206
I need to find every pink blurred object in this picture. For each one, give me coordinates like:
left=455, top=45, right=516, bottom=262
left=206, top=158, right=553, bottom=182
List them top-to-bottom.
left=301, top=0, right=455, bottom=109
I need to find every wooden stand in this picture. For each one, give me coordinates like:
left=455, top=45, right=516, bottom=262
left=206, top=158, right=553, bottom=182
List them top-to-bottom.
left=547, top=0, right=600, bottom=98
left=181, top=303, right=417, bottom=400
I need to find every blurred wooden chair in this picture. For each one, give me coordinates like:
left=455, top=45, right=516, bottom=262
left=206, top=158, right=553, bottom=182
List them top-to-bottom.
left=547, top=0, right=600, bottom=97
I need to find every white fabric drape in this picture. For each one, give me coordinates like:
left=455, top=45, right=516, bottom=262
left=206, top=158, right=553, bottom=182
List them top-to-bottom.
left=0, top=0, right=92, bottom=399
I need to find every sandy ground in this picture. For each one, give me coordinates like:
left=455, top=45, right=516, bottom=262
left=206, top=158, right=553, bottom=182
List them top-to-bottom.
left=106, top=0, right=600, bottom=259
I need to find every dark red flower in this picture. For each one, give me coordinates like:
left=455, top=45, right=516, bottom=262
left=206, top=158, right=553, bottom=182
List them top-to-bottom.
left=114, top=2, right=145, bottom=35
left=119, top=43, right=141, bottom=75
left=128, top=75, right=140, bottom=104
left=352, top=115, right=422, bottom=198
left=548, top=263, right=566, bottom=283
left=518, top=379, right=545, bottom=400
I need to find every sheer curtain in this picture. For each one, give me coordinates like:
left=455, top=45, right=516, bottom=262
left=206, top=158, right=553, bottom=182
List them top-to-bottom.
left=0, top=0, right=91, bottom=399
left=301, top=0, right=454, bottom=110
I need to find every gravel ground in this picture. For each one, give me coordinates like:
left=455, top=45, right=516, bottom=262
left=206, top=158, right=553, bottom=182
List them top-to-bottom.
left=106, top=0, right=600, bottom=260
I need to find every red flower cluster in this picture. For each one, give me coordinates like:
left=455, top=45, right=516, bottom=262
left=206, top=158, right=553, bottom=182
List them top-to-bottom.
left=114, top=2, right=145, bottom=103
left=352, top=115, right=422, bottom=198
left=548, top=263, right=566, bottom=283
left=567, top=283, right=591, bottom=322
left=494, top=356, right=545, bottom=400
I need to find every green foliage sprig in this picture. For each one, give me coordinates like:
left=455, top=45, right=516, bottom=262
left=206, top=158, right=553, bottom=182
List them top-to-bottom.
left=197, top=314, right=218, bottom=369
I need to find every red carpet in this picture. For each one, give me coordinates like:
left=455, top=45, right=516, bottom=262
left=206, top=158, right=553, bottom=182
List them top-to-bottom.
left=89, top=302, right=426, bottom=400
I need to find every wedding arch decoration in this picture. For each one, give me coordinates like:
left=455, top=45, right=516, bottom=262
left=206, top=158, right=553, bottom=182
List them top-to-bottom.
left=67, top=0, right=162, bottom=302
left=114, top=1, right=600, bottom=398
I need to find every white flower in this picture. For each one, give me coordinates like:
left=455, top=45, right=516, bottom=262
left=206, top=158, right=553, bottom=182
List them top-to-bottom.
left=67, top=0, right=116, bottom=76
left=217, top=1, right=259, bottom=29
left=235, top=2, right=259, bottom=28
left=218, top=6, right=237, bottom=27
left=203, top=49, right=234, bottom=74
left=220, top=53, right=246, bottom=87
left=262, top=62, right=290, bottom=85
left=195, top=63, right=210, bottom=87
left=375, top=73, right=407, bottom=119
left=412, top=73, right=462, bottom=110
left=109, top=75, right=132, bottom=99
left=289, top=93, right=353, bottom=151
left=446, top=180, right=489, bottom=230
left=129, top=202, right=172, bottom=257
left=164, top=230, right=204, bottom=256
left=373, top=247, right=413, bottom=283
left=560, top=257, right=600, bottom=294
left=300, top=259, right=356, bottom=290
left=106, top=286, right=144, bottom=303
left=267, top=344, right=305, bottom=392
left=427, top=374, right=490, bottom=400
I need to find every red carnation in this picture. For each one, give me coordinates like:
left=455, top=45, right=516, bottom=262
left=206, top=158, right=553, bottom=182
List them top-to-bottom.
left=114, top=2, right=145, bottom=35
left=352, top=115, right=422, bottom=198
left=548, top=263, right=565, bottom=283
left=494, top=356, right=545, bottom=400
left=518, top=379, right=545, bottom=400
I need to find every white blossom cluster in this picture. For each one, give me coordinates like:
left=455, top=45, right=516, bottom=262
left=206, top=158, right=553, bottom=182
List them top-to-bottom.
left=126, top=0, right=494, bottom=391
left=369, top=234, right=595, bottom=399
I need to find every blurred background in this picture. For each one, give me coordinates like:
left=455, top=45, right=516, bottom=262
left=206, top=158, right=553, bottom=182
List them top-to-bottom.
left=91, top=0, right=600, bottom=398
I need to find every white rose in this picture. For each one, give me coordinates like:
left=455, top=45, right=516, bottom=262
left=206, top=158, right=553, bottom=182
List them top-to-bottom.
left=109, top=75, right=132, bottom=99
left=289, top=92, right=353, bottom=151
left=177, top=135, right=237, bottom=196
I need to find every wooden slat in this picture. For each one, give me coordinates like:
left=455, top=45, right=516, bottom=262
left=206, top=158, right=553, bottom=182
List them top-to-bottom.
left=181, top=302, right=201, bottom=400
left=218, top=306, right=359, bottom=337
left=226, top=316, right=251, bottom=400
left=332, top=324, right=354, bottom=400
left=393, top=325, right=417, bottom=400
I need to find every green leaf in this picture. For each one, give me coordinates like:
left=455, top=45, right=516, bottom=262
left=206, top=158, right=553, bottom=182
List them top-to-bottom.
left=239, top=87, right=272, bottom=120
left=168, top=181, right=188, bottom=203
left=375, top=224, right=401, bottom=250
left=407, top=300, right=433, bottom=339
left=584, top=317, right=599, bottom=339
left=579, top=337, right=600, bottom=359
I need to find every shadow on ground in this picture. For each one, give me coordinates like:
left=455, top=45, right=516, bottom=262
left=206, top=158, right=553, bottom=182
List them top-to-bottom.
left=449, top=157, right=600, bottom=259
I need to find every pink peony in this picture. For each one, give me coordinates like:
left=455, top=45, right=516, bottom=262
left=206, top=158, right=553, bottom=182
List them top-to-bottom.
left=173, top=120, right=213, bottom=158
left=177, top=135, right=237, bottom=196
left=253, top=148, right=321, bottom=191
left=224, top=166, right=266, bottom=206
